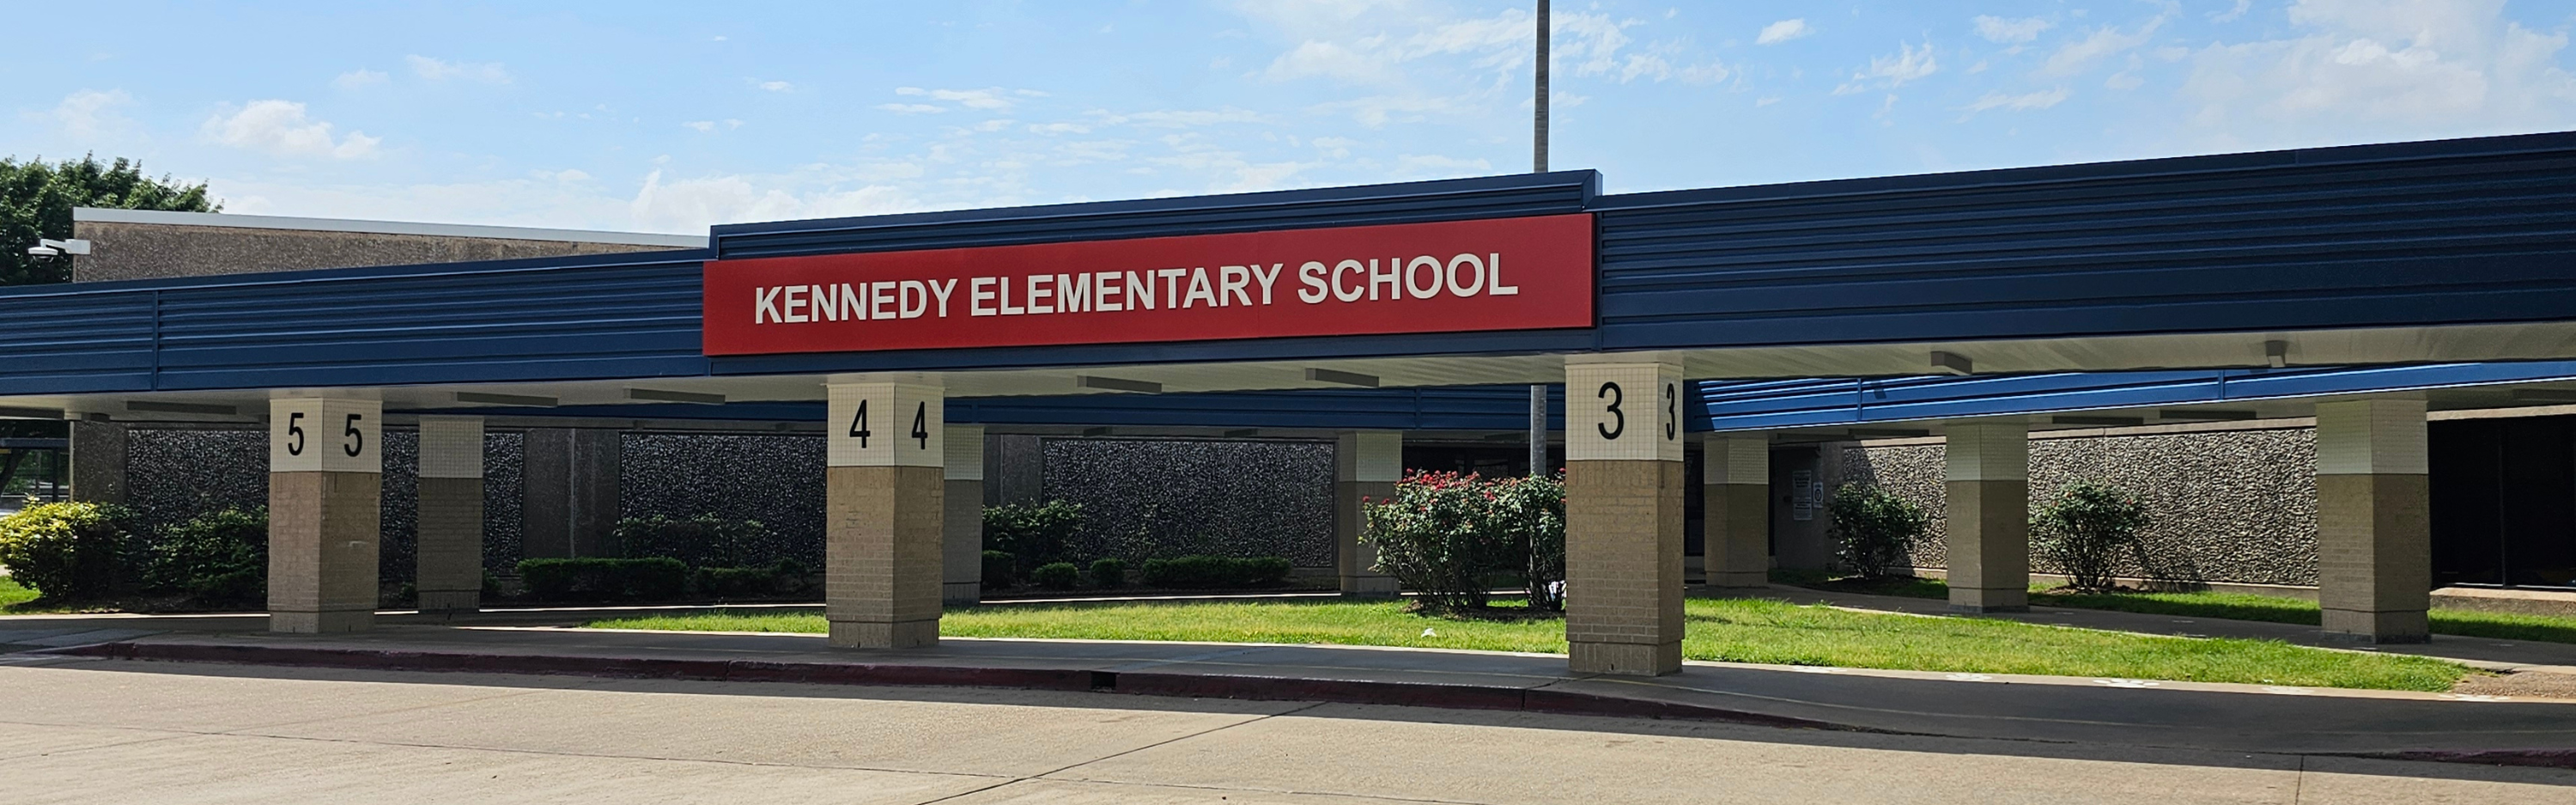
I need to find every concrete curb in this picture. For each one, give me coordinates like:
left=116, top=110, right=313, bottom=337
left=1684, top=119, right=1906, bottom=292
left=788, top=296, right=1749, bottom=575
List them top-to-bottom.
left=46, top=641, right=1848, bottom=732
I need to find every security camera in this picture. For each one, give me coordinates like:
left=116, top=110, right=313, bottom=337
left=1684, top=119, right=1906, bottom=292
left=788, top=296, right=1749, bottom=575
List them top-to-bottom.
left=26, top=238, right=89, bottom=262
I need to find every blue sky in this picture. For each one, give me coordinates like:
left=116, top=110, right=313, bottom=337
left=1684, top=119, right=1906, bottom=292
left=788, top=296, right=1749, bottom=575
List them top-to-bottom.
left=9, top=1, right=2575, bottom=233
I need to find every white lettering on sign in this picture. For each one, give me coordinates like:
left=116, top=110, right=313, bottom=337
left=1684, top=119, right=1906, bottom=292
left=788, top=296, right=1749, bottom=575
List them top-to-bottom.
left=750, top=251, right=1526, bottom=326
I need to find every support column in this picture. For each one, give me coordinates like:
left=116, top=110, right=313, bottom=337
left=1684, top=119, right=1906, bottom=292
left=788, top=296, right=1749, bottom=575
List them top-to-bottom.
left=1564, top=359, right=1686, bottom=676
left=825, top=381, right=946, bottom=649
left=267, top=397, right=382, bottom=633
left=2316, top=399, right=2431, bottom=643
left=415, top=416, right=485, bottom=613
left=66, top=418, right=125, bottom=504
left=1945, top=420, right=2029, bottom=613
left=943, top=424, right=987, bottom=606
left=1335, top=430, right=1402, bottom=597
left=1704, top=434, right=1770, bottom=591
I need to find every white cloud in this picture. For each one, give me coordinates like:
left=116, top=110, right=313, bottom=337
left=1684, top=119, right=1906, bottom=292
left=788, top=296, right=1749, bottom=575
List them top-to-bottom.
left=2177, top=0, right=2576, bottom=149
left=2211, top=0, right=2253, bottom=23
left=1972, top=15, right=2052, bottom=44
left=2041, top=15, right=2167, bottom=77
left=1756, top=19, right=1812, bottom=46
left=1839, top=42, right=1938, bottom=94
left=405, top=54, right=511, bottom=83
left=332, top=69, right=389, bottom=90
left=757, top=80, right=793, bottom=92
left=894, top=86, right=1022, bottom=110
left=1961, top=87, right=2073, bottom=113
left=37, top=88, right=133, bottom=139
left=201, top=100, right=380, bottom=159
left=877, top=103, right=945, bottom=114
left=1095, top=108, right=1267, bottom=127
left=682, top=120, right=744, bottom=133
left=1027, top=122, right=1091, bottom=135
left=629, top=169, right=920, bottom=231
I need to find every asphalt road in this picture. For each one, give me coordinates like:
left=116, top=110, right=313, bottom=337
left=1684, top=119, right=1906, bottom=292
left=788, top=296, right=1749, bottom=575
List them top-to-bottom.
left=1, top=658, right=2570, bottom=804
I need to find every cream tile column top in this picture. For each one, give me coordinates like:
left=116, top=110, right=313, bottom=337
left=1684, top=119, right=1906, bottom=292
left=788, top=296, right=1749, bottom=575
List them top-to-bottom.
left=1565, top=362, right=1683, bottom=462
left=829, top=382, right=945, bottom=467
left=270, top=398, right=382, bottom=473
left=2315, top=399, right=2428, bottom=475
left=416, top=416, right=485, bottom=479
left=1944, top=420, right=2028, bottom=482
left=943, top=424, right=986, bottom=481
left=1336, top=431, right=1403, bottom=483
left=1705, top=435, right=1767, bottom=485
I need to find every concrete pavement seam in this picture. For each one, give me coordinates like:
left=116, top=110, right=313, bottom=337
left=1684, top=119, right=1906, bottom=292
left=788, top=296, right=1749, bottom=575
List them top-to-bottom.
left=904, top=702, right=1332, bottom=805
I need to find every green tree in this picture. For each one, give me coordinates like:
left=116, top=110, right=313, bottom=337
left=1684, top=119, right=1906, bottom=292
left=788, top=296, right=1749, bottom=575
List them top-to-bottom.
left=2, top=155, right=218, bottom=285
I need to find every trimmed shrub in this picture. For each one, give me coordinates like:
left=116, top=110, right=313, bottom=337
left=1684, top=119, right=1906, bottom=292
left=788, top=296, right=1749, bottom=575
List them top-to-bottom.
left=1363, top=471, right=1566, bottom=613
left=2033, top=481, right=2154, bottom=591
left=1826, top=484, right=1928, bottom=578
left=983, top=500, right=1084, bottom=574
left=0, top=502, right=135, bottom=601
left=148, top=507, right=267, bottom=607
left=612, top=515, right=773, bottom=569
left=981, top=550, right=1017, bottom=588
left=1139, top=555, right=1292, bottom=589
left=518, top=558, right=689, bottom=601
left=693, top=558, right=816, bottom=601
left=1088, top=558, right=1127, bottom=589
left=1030, top=562, right=1083, bottom=590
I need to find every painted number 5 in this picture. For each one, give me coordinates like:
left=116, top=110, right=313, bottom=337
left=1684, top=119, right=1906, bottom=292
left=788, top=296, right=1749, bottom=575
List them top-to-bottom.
left=1597, top=381, right=1625, bottom=440
left=343, top=413, right=365, bottom=457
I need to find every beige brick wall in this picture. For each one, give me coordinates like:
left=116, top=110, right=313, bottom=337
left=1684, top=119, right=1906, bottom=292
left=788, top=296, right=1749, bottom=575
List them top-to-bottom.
left=1565, top=459, right=1684, bottom=675
left=827, top=465, right=946, bottom=648
left=267, top=471, right=380, bottom=632
left=2317, top=473, right=2432, bottom=641
left=415, top=476, right=484, bottom=612
left=943, top=479, right=984, bottom=604
left=1946, top=479, right=2032, bottom=611
left=1336, top=480, right=1400, bottom=595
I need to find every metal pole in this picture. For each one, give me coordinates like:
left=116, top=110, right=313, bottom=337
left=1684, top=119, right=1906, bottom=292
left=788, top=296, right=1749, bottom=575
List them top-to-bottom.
left=1533, top=0, right=1549, bottom=174
left=1528, top=1, right=1551, bottom=479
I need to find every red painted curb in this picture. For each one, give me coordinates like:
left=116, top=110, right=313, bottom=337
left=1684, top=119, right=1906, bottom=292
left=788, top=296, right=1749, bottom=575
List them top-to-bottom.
left=49, top=641, right=1845, bottom=730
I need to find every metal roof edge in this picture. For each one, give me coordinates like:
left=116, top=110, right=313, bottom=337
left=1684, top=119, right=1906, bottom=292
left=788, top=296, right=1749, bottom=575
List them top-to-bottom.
left=1590, top=130, right=2576, bottom=211
left=709, top=169, right=1603, bottom=240
left=74, top=207, right=708, bottom=248
left=0, top=247, right=712, bottom=299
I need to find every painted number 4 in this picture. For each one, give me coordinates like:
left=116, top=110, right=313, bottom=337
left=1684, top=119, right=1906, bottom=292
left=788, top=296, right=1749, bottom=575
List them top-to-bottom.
left=849, top=400, right=871, bottom=447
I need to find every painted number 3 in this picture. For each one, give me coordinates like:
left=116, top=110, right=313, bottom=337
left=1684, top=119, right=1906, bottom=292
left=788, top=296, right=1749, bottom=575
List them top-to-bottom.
left=1597, top=381, right=1625, bottom=440
left=1662, top=382, right=1677, bottom=441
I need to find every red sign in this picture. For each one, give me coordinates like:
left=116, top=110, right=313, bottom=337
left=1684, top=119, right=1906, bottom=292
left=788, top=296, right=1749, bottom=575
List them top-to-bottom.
left=700, top=214, right=1595, bottom=356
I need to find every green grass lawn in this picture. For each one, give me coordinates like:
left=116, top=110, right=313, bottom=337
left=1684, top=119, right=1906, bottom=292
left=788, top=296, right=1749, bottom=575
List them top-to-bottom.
left=1773, top=571, right=2576, bottom=645
left=0, top=577, right=35, bottom=610
left=588, top=597, right=2470, bottom=692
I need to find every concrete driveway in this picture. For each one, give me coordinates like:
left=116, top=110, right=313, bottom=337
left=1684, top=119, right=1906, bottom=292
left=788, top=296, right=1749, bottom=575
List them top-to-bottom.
left=1, top=658, right=2569, bottom=804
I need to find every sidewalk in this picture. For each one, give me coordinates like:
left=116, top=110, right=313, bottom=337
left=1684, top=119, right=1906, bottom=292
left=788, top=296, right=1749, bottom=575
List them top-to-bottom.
left=10, top=614, right=2576, bottom=763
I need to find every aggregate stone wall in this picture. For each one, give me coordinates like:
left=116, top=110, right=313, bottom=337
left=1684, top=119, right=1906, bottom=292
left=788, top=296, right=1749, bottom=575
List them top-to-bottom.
left=1837, top=426, right=2321, bottom=586
left=124, top=428, right=527, bottom=579
left=617, top=433, right=826, bottom=567
left=1041, top=438, right=1335, bottom=567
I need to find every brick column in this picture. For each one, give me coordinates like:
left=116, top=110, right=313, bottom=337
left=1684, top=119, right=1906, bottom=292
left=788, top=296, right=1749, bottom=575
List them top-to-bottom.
left=1564, top=359, right=1686, bottom=676
left=825, top=381, right=946, bottom=649
left=267, top=397, right=382, bottom=633
left=2316, top=399, right=2431, bottom=643
left=415, top=415, right=485, bottom=613
left=66, top=418, right=126, bottom=504
left=1945, top=420, right=2030, bottom=613
left=943, top=424, right=986, bottom=606
left=1335, top=430, right=1402, bottom=597
left=1704, top=434, right=1770, bottom=590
